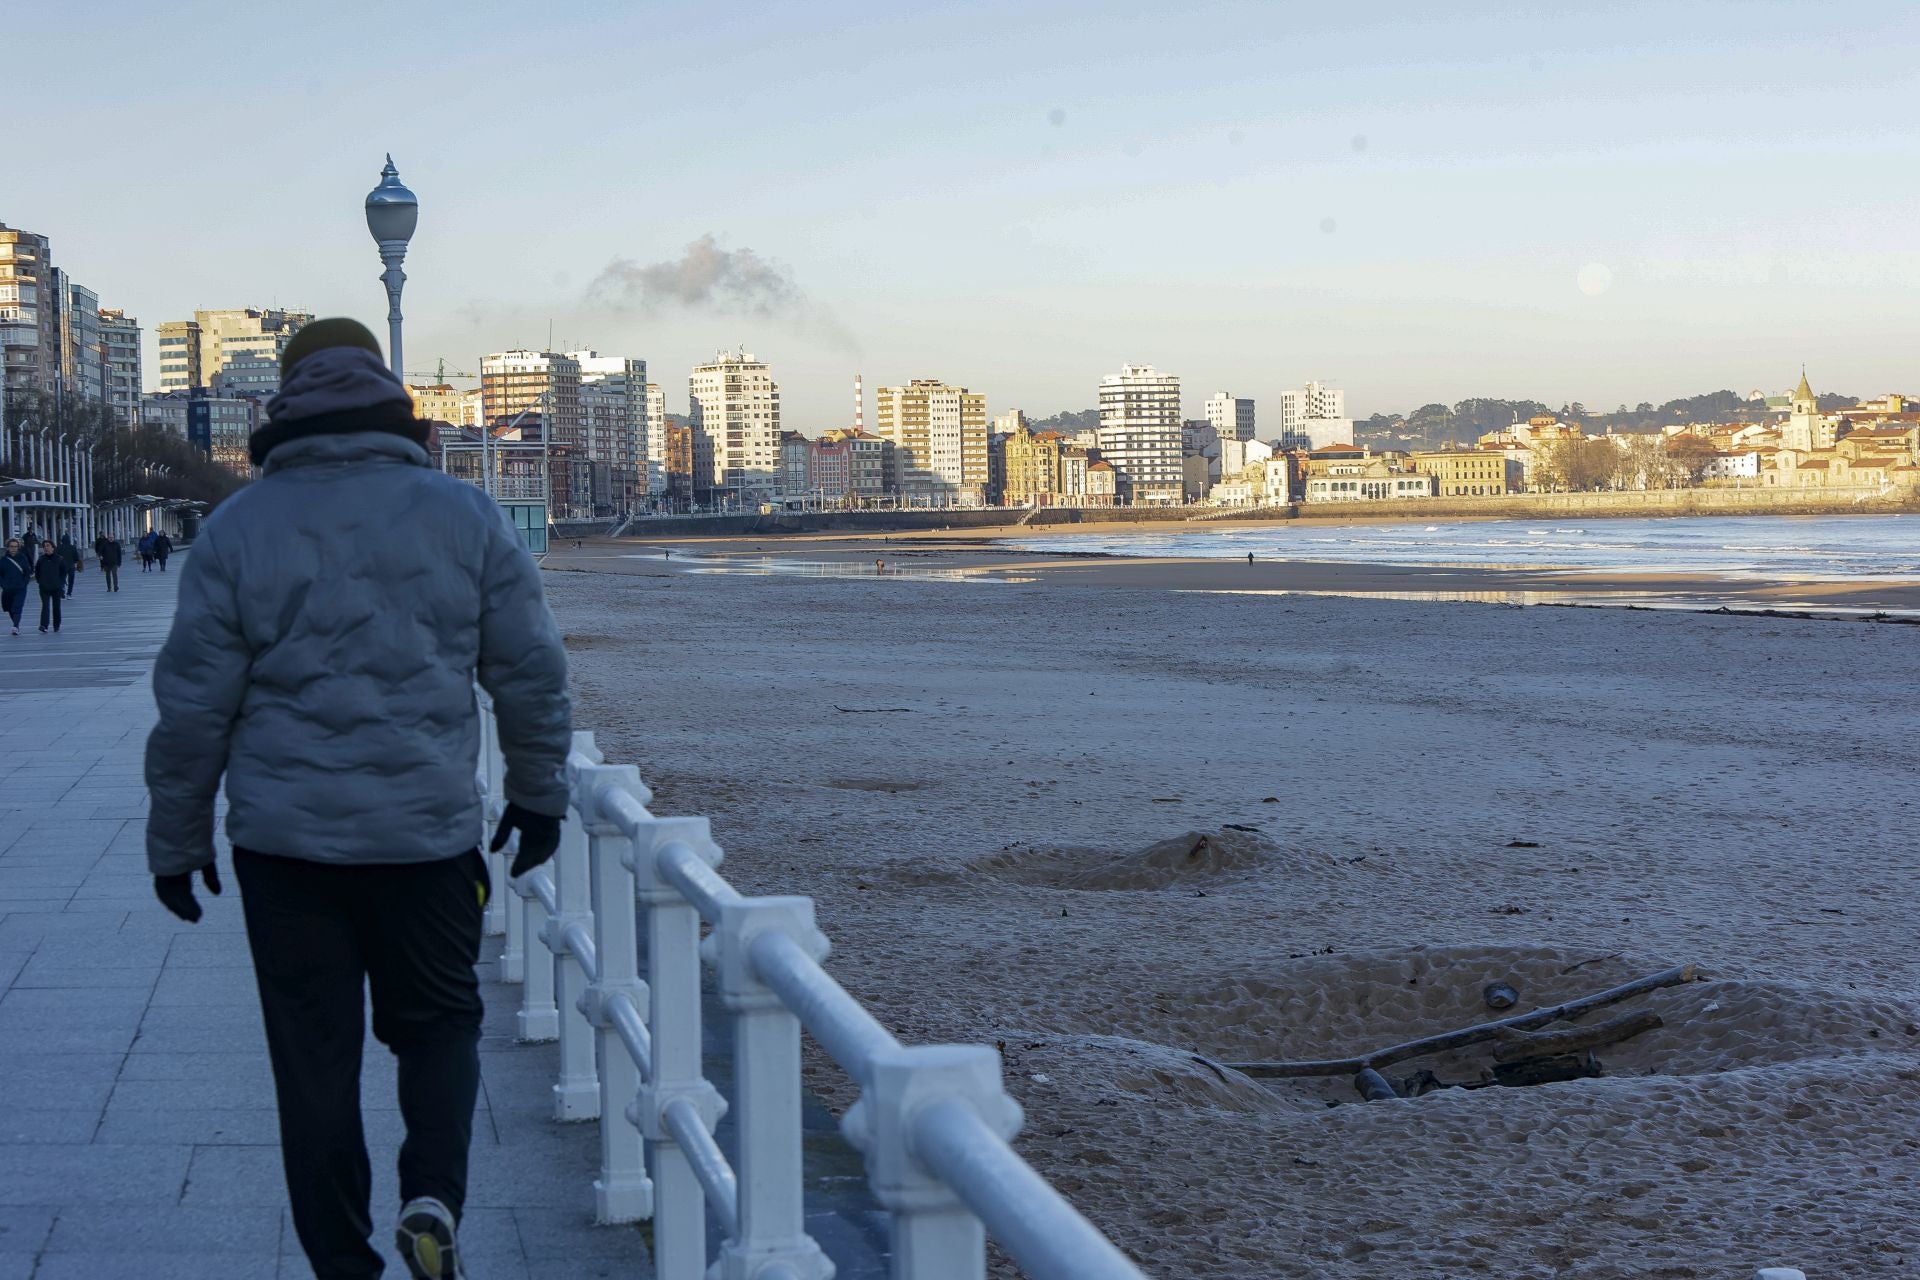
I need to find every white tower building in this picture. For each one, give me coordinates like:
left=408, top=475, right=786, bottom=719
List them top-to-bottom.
left=689, top=349, right=781, bottom=503
left=1097, top=363, right=1183, bottom=505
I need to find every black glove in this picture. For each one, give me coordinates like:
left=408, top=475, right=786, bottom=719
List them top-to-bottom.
left=491, top=803, right=563, bottom=878
left=154, top=863, right=222, bottom=923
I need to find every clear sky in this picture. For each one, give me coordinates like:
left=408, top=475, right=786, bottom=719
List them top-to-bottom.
left=11, top=0, right=1920, bottom=428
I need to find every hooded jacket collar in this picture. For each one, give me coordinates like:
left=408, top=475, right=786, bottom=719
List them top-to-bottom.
left=252, top=346, right=424, bottom=467
left=261, top=431, right=432, bottom=475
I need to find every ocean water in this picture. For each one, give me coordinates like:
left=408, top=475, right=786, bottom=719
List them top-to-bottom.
left=1012, top=514, right=1920, bottom=581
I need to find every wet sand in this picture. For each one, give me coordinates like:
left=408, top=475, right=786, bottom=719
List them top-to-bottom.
left=553, top=529, right=1920, bottom=616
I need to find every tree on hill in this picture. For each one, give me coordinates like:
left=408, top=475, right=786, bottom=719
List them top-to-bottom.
left=1029, top=408, right=1100, bottom=434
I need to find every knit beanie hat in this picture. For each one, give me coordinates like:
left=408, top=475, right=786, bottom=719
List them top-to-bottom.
left=281, top=317, right=385, bottom=376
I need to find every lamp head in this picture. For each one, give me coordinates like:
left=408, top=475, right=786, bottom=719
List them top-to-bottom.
left=364, top=153, right=418, bottom=245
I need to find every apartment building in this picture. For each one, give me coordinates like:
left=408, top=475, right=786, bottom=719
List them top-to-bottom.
left=0, top=224, right=56, bottom=399
left=98, top=309, right=142, bottom=425
left=156, top=320, right=202, bottom=392
left=482, top=349, right=589, bottom=518
left=688, top=349, right=781, bottom=502
left=572, top=351, right=648, bottom=511
left=1097, top=363, right=1183, bottom=504
left=873, top=378, right=988, bottom=505
left=1278, top=381, right=1353, bottom=450
left=1205, top=392, right=1255, bottom=443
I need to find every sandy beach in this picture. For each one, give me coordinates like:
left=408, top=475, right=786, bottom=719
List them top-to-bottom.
left=543, top=535, right=1919, bottom=1278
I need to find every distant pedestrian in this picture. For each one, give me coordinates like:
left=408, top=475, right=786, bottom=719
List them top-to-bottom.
left=145, top=317, right=571, bottom=1280
left=18, top=529, right=37, bottom=570
left=139, top=531, right=155, bottom=572
left=154, top=532, right=173, bottom=571
left=56, top=534, right=80, bottom=596
left=98, top=536, right=123, bottom=592
left=1, top=538, right=29, bottom=636
left=34, top=541, right=63, bottom=633
left=1247, top=551, right=1254, bottom=565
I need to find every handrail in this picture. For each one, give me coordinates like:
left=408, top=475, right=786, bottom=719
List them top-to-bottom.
left=487, top=718, right=1148, bottom=1278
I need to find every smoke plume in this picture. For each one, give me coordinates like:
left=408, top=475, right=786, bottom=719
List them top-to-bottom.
left=587, top=235, right=858, bottom=353
left=589, top=235, right=805, bottom=317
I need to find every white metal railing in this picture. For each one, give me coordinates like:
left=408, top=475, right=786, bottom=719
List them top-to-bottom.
left=477, top=708, right=1145, bottom=1279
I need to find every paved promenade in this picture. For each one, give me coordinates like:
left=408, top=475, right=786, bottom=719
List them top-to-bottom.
left=0, top=562, right=644, bottom=1278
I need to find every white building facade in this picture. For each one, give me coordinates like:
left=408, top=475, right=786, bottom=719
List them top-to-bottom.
left=689, top=350, right=781, bottom=503
left=571, top=351, right=648, bottom=510
left=1097, top=363, right=1183, bottom=505
left=1279, top=380, right=1353, bottom=450
left=1205, top=392, right=1255, bottom=443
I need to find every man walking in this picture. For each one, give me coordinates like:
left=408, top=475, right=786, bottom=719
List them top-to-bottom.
left=144, top=318, right=572, bottom=1280
left=153, top=530, right=172, bottom=570
left=55, top=532, right=80, bottom=596
left=97, top=535, right=122, bottom=592
left=34, top=540, right=64, bottom=632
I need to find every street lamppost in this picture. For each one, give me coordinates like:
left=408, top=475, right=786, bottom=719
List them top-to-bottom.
left=364, top=154, right=418, bottom=377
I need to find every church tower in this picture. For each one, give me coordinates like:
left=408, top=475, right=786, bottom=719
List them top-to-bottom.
left=1783, top=367, right=1822, bottom=451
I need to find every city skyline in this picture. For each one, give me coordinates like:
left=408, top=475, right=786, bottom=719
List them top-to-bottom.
left=11, top=3, right=1920, bottom=426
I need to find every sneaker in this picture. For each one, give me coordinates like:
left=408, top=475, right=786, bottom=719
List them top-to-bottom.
left=396, top=1196, right=463, bottom=1278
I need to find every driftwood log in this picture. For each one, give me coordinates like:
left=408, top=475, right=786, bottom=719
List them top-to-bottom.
left=1227, top=964, right=1696, bottom=1080
left=1490, top=1010, right=1662, bottom=1063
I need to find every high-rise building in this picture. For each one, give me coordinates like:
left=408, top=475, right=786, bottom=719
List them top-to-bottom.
left=0, top=224, right=57, bottom=399
left=53, top=271, right=104, bottom=405
left=194, top=309, right=310, bottom=387
left=98, top=310, right=142, bottom=425
left=156, top=320, right=202, bottom=392
left=688, top=349, right=780, bottom=502
left=482, top=350, right=588, bottom=518
left=570, top=351, right=647, bottom=512
left=1097, top=363, right=1183, bottom=505
left=873, top=378, right=989, bottom=505
left=1278, top=381, right=1352, bottom=450
left=645, top=383, right=667, bottom=496
left=1205, top=392, right=1255, bottom=443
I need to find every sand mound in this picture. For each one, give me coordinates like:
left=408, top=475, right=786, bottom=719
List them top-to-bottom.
left=963, top=827, right=1321, bottom=891
left=1145, top=944, right=1920, bottom=1101
left=993, top=1032, right=1304, bottom=1116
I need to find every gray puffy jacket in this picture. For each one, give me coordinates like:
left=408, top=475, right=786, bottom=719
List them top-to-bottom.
left=145, top=432, right=571, bottom=876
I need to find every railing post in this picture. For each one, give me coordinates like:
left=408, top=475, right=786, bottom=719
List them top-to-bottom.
left=481, top=702, right=511, bottom=943
left=547, top=730, right=601, bottom=1121
left=577, top=762, right=654, bottom=1224
left=632, top=815, right=729, bottom=1280
left=515, top=878, right=559, bottom=1042
left=706, top=896, right=835, bottom=1280
left=842, top=1045, right=1022, bottom=1280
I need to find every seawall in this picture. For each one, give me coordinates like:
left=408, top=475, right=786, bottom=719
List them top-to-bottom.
left=606, top=486, right=1920, bottom=540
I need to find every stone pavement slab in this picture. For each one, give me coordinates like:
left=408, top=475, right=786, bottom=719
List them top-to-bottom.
left=0, top=564, right=649, bottom=1279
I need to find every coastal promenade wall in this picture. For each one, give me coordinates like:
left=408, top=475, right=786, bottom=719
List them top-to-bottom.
left=609, top=485, right=1918, bottom=540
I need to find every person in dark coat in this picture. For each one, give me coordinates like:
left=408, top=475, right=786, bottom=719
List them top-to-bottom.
left=147, top=318, right=572, bottom=1280
left=18, top=528, right=37, bottom=570
left=138, top=531, right=155, bottom=572
left=154, top=531, right=173, bottom=571
left=55, top=534, right=80, bottom=596
left=97, top=536, right=123, bottom=592
left=0, top=538, right=29, bottom=636
left=33, top=541, right=64, bottom=633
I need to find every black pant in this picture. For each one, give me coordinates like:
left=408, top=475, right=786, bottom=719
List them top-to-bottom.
left=157, top=554, right=168, bottom=571
left=102, top=564, right=118, bottom=591
left=62, top=565, right=74, bottom=595
left=2, top=588, right=20, bottom=628
left=37, top=588, right=59, bottom=631
left=234, top=847, right=489, bottom=1280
